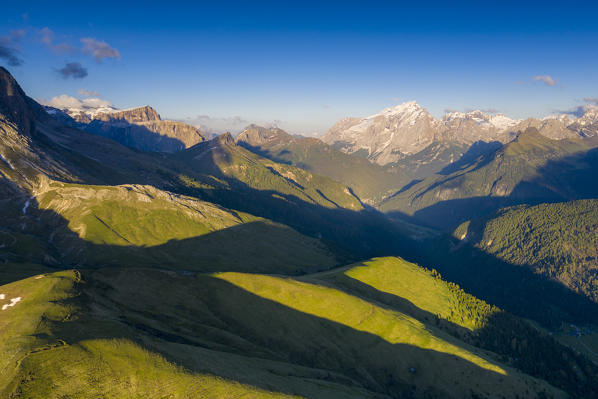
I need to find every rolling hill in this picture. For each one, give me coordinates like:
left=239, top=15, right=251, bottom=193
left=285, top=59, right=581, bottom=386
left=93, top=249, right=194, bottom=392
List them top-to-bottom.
left=3, top=66, right=598, bottom=398
left=4, top=258, right=596, bottom=398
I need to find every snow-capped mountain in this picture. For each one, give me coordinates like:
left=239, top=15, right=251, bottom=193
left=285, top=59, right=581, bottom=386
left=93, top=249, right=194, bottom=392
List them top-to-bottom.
left=324, top=101, right=596, bottom=165
left=324, top=101, right=442, bottom=165
left=569, top=105, right=598, bottom=137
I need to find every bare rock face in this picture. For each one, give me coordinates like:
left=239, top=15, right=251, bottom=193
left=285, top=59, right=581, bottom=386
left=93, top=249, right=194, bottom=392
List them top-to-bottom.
left=0, top=67, right=37, bottom=136
left=323, top=101, right=442, bottom=165
left=324, top=101, right=597, bottom=166
left=323, top=102, right=522, bottom=166
left=44, top=103, right=206, bottom=153
left=93, top=105, right=160, bottom=123
left=568, top=107, right=598, bottom=137
left=441, top=111, right=518, bottom=144
left=510, top=118, right=578, bottom=140
left=235, top=124, right=294, bottom=146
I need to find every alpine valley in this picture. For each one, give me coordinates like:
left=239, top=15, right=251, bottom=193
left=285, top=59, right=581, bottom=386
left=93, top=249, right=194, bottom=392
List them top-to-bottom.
left=3, top=62, right=598, bottom=399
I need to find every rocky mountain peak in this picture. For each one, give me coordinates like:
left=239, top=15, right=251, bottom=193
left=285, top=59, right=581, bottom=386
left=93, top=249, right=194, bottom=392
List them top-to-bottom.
left=0, top=67, right=36, bottom=135
left=323, top=101, right=440, bottom=165
left=93, top=105, right=161, bottom=123
left=442, top=110, right=520, bottom=131
left=236, top=124, right=293, bottom=146
left=217, top=132, right=235, bottom=145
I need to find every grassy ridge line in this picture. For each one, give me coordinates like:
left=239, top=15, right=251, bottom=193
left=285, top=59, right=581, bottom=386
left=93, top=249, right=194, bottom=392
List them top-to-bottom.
left=4, top=181, right=339, bottom=275
left=311, top=257, right=498, bottom=331
left=1, top=265, right=563, bottom=398
left=214, top=271, right=506, bottom=375
left=0, top=272, right=303, bottom=399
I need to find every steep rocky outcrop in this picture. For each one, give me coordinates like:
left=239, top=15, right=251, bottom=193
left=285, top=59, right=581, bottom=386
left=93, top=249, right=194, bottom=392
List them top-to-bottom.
left=45, top=104, right=206, bottom=152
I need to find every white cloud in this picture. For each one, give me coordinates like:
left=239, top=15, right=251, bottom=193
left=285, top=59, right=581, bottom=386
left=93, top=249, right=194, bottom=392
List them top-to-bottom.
left=81, top=38, right=120, bottom=62
left=533, top=75, right=556, bottom=86
left=41, top=94, right=114, bottom=112
left=185, top=115, right=285, bottom=135
left=186, top=115, right=249, bottom=134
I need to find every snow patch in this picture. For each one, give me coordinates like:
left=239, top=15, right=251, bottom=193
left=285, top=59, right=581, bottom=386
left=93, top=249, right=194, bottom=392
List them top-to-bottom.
left=443, top=110, right=519, bottom=130
left=0, top=154, right=14, bottom=170
left=22, top=198, right=31, bottom=215
left=0, top=294, right=4, bottom=300
left=1, top=297, right=22, bottom=311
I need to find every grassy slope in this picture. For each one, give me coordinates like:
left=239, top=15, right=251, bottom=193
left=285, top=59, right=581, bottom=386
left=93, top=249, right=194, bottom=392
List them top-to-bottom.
left=236, top=126, right=409, bottom=204
left=380, top=129, right=596, bottom=228
left=179, top=134, right=363, bottom=211
left=171, top=135, right=414, bottom=260
left=0, top=181, right=338, bottom=277
left=455, top=199, right=598, bottom=302
left=311, top=257, right=497, bottom=331
left=0, top=263, right=566, bottom=399
left=0, top=271, right=309, bottom=399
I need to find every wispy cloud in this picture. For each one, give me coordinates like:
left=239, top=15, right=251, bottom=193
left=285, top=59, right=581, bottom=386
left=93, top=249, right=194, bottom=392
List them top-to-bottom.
left=39, top=27, right=76, bottom=54
left=10, top=29, right=26, bottom=40
left=0, top=30, right=25, bottom=66
left=81, top=38, right=120, bottom=62
left=0, top=43, right=22, bottom=66
left=57, top=62, right=88, bottom=79
left=533, top=75, right=556, bottom=86
left=78, top=88, right=100, bottom=97
left=584, top=97, right=598, bottom=105
left=185, top=115, right=285, bottom=134
left=187, top=115, right=249, bottom=134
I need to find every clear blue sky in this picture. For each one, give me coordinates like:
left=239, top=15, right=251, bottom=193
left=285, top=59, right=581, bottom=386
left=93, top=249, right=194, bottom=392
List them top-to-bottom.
left=1, top=1, right=597, bottom=135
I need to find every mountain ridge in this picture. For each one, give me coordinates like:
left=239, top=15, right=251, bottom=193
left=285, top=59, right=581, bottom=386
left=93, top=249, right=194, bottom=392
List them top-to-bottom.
left=324, top=101, right=598, bottom=166
left=44, top=103, right=207, bottom=152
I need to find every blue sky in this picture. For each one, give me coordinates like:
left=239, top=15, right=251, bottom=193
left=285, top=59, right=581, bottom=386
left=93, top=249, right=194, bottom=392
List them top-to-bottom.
left=1, top=1, right=598, bottom=135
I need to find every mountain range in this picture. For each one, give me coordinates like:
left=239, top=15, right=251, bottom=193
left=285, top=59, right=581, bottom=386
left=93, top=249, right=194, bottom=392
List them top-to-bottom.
left=2, top=66, right=598, bottom=398
left=323, top=101, right=598, bottom=167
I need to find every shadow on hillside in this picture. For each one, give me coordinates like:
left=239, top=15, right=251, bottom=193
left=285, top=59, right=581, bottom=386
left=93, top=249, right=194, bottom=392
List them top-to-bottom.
left=48, top=110, right=190, bottom=153
left=8, top=126, right=598, bottom=330
left=438, top=141, right=502, bottom=176
left=236, top=142, right=295, bottom=166
left=164, top=145, right=419, bottom=261
left=387, top=145, right=598, bottom=230
left=2, top=177, right=598, bottom=396
left=0, top=193, right=343, bottom=278
left=409, top=234, right=598, bottom=328
left=50, top=269, right=526, bottom=399
left=311, top=270, right=598, bottom=397
left=311, top=272, right=473, bottom=339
